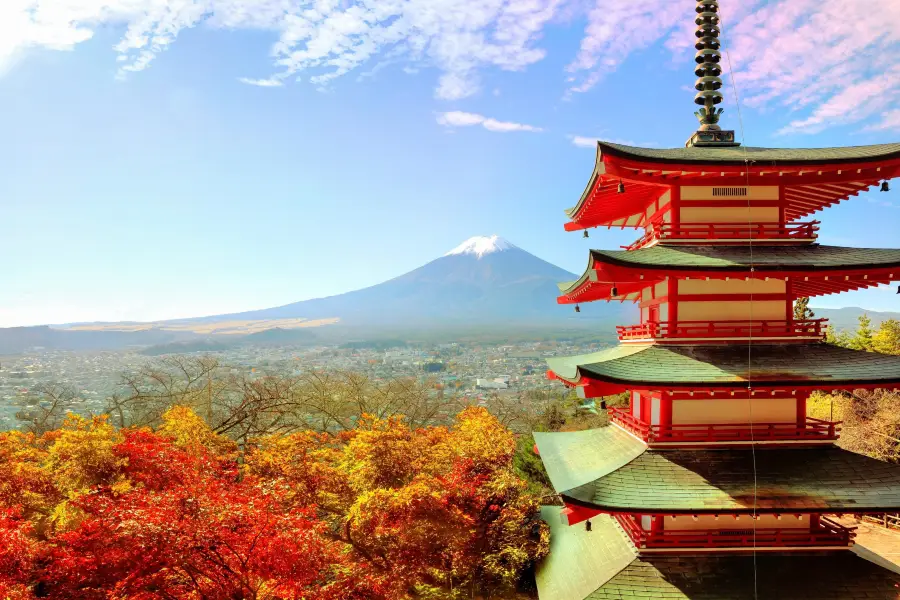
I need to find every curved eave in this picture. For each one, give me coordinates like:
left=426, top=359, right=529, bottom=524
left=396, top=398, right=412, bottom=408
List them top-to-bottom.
left=565, top=140, right=900, bottom=230
left=599, top=141, right=900, bottom=166
left=565, top=143, right=668, bottom=232
left=558, top=246, right=900, bottom=303
left=590, top=246, right=900, bottom=273
left=556, top=255, right=645, bottom=304
left=546, top=344, right=900, bottom=393
left=533, top=426, right=646, bottom=494
left=557, top=445, right=900, bottom=514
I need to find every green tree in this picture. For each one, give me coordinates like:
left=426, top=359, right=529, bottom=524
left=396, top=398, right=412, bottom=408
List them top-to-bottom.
left=793, top=297, right=815, bottom=320
left=849, top=314, right=875, bottom=351
left=872, top=319, right=900, bottom=355
left=825, top=326, right=851, bottom=348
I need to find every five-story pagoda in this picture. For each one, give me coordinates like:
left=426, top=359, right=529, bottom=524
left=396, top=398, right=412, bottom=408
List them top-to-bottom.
left=534, top=2, right=900, bottom=598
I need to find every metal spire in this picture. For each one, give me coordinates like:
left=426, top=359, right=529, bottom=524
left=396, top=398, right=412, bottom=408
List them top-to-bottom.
left=686, top=0, right=739, bottom=147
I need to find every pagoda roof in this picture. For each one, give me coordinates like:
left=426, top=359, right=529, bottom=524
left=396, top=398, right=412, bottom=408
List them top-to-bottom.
left=566, top=141, right=900, bottom=229
left=598, top=141, right=900, bottom=166
left=558, top=245, right=900, bottom=302
left=589, top=245, right=900, bottom=271
left=546, top=343, right=900, bottom=390
left=535, top=428, right=900, bottom=513
left=536, top=510, right=900, bottom=600
left=589, top=554, right=900, bottom=600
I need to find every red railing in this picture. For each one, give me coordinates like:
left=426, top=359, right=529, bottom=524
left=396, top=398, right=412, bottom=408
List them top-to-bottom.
left=623, top=221, right=820, bottom=250
left=616, top=319, right=828, bottom=341
left=608, top=407, right=841, bottom=443
left=616, top=515, right=855, bottom=550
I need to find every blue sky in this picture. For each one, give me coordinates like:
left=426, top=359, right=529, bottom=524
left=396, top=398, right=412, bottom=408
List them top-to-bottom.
left=1, top=0, right=898, bottom=326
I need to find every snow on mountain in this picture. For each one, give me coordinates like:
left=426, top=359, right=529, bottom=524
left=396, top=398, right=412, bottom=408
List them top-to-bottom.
left=67, top=235, right=629, bottom=335
left=444, top=235, right=515, bottom=258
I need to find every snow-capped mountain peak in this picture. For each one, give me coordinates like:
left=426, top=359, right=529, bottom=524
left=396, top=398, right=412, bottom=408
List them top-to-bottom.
left=444, top=235, right=516, bottom=258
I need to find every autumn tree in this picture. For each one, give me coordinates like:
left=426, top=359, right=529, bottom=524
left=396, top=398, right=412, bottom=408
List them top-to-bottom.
left=109, top=358, right=456, bottom=443
left=15, top=384, right=83, bottom=435
left=0, top=385, right=546, bottom=598
left=246, top=407, right=550, bottom=598
left=43, top=409, right=384, bottom=600
left=0, top=509, right=37, bottom=600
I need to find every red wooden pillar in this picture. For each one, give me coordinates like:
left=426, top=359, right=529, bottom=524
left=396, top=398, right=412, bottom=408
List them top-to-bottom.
left=778, top=184, right=785, bottom=227
left=671, top=185, right=681, bottom=229
left=668, top=276, right=678, bottom=325
left=786, top=279, right=794, bottom=323
left=796, top=392, right=808, bottom=426
left=659, top=394, right=673, bottom=439
left=641, top=395, right=652, bottom=426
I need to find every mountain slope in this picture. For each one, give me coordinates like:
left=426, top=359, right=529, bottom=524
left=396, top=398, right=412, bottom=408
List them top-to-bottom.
left=199, top=235, right=608, bottom=325
left=811, top=307, right=900, bottom=331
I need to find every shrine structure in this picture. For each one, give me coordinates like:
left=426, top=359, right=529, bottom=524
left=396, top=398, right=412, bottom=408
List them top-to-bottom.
left=534, top=1, right=900, bottom=598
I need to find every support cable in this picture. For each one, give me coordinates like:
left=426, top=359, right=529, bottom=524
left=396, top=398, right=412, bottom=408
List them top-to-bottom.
left=721, top=12, right=759, bottom=600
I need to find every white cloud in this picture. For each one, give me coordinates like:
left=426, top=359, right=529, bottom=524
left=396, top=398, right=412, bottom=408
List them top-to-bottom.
left=0, top=0, right=564, bottom=99
left=3, top=0, right=900, bottom=133
left=565, top=0, right=685, bottom=94
left=566, top=0, right=900, bottom=134
left=728, top=0, right=900, bottom=134
left=238, top=76, right=284, bottom=87
left=867, top=109, right=900, bottom=132
left=437, top=111, right=542, bottom=132
left=569, top=135, right=659, bottom=148
left=569, top=135, right=601, bottom=148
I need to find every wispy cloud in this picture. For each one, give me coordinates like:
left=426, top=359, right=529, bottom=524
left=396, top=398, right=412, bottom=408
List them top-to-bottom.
left=0, top=0, right=564, bottom=100
left=3, top=0, right=899, bottom=133
left=565, top=0, right=686, bottom=94
left=566, top=0, right=900, bottom=134
left=729, top=0, right=900, bottom=134
left=238, top=77, right=284, bottom=87
left=437, top=111, right=542, bottom=133
left=568, top=135, right=657, bottom=148
left=569, top=135, right=602, bottom=148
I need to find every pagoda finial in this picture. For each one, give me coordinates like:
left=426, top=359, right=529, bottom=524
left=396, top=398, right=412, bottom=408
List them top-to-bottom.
left=686, top=0, right=739, bottom=148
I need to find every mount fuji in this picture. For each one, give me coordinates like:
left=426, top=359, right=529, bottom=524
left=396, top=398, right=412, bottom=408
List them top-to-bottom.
left=192, top=235, right=616, bottom=328
left=0, top=236, right=624, bottom=353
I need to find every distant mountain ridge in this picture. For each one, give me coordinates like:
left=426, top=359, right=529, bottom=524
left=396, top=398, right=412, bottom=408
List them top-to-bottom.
left=190, top=235, right=611, bottom=325
left=0, top=236, right=623, bottom=354
left=811, top=307, right=900, bottom=332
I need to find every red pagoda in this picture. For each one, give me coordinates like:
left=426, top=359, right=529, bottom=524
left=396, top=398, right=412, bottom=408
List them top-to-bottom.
left=534, top=2, right=900, bottom=598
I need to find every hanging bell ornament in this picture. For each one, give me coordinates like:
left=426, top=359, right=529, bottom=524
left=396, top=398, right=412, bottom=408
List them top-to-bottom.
left=617, top=180, right=626, bottom=194
left=881, top=180, right=890, bottom=192
left=583, top=230, right=589, bottom=238
left=575, top=304, right=581, bottom=313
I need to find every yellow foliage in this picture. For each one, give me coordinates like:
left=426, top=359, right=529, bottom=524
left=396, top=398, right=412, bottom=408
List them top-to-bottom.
left=157, top=406, right=237, bottom=458
left=451, top=407, right=515, bottom=472
left=40, top=414, right=124, bottom=530
left=43, top=414, right=124, bottom=498
left=340, top=415, right=420, bottom=492
left=245, top=431, right=351, bottom=513
left=0, top=432, right=54, bottom=520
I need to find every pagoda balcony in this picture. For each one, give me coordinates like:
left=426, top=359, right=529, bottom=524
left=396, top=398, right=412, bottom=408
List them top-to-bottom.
left=622, top=221, right=820, bottom=251
left=616, top=319, right=828, bottom=343
left=608, top=407, right=841, bottom=445
left=615, top=515, right=856, bottom=552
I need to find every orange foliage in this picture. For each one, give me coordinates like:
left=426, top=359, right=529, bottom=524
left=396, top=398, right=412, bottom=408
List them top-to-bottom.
left=0, top=406, right=548, bottom=599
